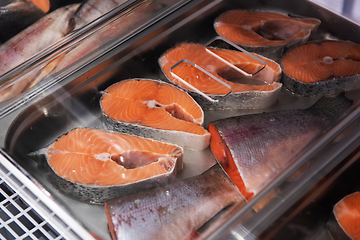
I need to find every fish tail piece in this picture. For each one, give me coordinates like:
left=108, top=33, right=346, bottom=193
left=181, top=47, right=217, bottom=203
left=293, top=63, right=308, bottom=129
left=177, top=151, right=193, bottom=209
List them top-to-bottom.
left=208, top=123, right=253, bottom=200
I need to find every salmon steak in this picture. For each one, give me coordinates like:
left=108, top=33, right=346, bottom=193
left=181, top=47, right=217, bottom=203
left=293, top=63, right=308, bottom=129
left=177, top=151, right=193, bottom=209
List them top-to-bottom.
left=214, top=10, right=320, bottom=60
left=281, top=40, right=360, bottom=97
left=159, top=43, right=282, bottom=110
left=100, top=78, right=210, bottom=151
left=208, top=96, right=351, bottom=200
left=36, top=128, right=184, bottom=203
left=105, top=165, right=244, bottom=240
left=326, top=192, right=360, bottom=240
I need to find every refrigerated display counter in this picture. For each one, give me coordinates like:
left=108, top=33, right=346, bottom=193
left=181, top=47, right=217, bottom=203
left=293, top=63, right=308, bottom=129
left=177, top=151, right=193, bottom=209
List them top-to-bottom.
left=0, top=0, right=360, bottom=239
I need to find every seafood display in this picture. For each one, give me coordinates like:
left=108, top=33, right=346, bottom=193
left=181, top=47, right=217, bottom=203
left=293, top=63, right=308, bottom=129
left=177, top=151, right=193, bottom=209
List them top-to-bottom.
left=1, top=0, right=360, bottom=239
left=214, top=10, right=320, bottom=60
left=281, top=40, right=360, bottom=97
left=159, top=43, right=282, bottom=110
left=100, top=79, right=210, bottom=151
left=208, top=95, right=352, bottom=200
left=32, top=128, right=184, bottom=203
left=105, top=165, right=244, bottom=240
left=326, top=192, right=360, bottom=240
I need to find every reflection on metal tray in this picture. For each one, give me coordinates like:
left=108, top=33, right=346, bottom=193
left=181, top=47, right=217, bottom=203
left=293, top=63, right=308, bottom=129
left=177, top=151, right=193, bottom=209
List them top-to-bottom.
left=0, top=0, right=360, bottom=239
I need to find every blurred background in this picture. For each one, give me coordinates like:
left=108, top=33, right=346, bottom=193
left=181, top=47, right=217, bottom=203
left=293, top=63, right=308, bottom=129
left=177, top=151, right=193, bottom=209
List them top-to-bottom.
left=311, top=0, right=360, bottom=23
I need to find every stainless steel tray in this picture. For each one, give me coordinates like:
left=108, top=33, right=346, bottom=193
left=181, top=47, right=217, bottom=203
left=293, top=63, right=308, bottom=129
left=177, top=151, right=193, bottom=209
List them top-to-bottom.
left=0, top=0, right=360, bottom=239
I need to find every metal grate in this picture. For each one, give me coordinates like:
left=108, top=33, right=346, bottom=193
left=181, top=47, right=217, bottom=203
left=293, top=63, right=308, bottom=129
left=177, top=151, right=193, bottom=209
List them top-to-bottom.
left=0, top=151, right=95, bottom=240
left=0, top=180, right=64, bottom=240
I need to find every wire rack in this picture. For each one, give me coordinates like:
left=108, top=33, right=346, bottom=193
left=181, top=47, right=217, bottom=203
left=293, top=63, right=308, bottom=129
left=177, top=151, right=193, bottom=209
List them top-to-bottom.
left=0, top=150, right=95, bottom=240
left=0, top=180, right=63, bottom=240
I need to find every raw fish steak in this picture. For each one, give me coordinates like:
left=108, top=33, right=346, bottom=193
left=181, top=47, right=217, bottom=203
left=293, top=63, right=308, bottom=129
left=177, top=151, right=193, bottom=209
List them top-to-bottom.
left=214, top=10, right=320, bottom=60
left=281, top=40, right=360, bottom=97
left=159, top=43, right=282, bottom=110
left=100, top=78, right=210, bottom=151
left=208, top=96, right=351, bottom=200
left=34, top=128, right=184, bottom=203
left=105, top=164, right=244, bottom=240
left=326, top=192, right=360, bottom=240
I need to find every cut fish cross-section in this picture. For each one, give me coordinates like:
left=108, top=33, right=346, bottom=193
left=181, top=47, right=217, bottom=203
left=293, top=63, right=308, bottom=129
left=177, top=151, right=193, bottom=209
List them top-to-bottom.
left=100, top=78, right=211, bottom=151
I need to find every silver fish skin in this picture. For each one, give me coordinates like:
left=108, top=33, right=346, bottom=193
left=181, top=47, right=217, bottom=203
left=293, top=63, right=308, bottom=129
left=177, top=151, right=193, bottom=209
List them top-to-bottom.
left=0, top=0, right=45, bottom=44
left=0, top=0, right=136, bottom=102
left=53, top=0, right=166, bottom=73
left=73, top=0, right=127, bottom=30
left=0, top=4, right=79, bottom=77
left=0, top=4, right=79, bottom=102
left=208, top=95, right=352, bottom=200
left=105, top=165, right=243, bottom=240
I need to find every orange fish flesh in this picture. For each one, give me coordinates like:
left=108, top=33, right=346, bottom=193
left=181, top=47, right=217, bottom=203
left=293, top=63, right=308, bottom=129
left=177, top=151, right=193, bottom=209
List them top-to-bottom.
left=26, top=0, right=50, bottom=13
left=214, top=10, right=320, bottom=60
left=281, top=40, right=360, bottom=97
left=159, top=43, right=282, bottom=110
left=100, top=79, right=210, bottom=151
left=40, top=128, right=184, bottom=203
left=332, top=192, right=360, bottom=240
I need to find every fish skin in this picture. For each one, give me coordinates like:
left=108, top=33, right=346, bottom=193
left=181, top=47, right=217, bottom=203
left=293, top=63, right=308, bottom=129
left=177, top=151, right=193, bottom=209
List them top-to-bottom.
left=0, top=0, right=45, bottom=44
left=0, top=0, right=127, bottom=102
left=0, top=0, right=161, bottom=103
left=5, top=0, right=129, bottom=94
left=51, top=0, right=155, bottom=73
left=73, top=0, right=127, bottom=30
left=0, top=3, right=79, bottom=102
left=0, top=3, right=79, bottom=76
left=281, top=40, right=360, bottom=97
left=282, top=74, right=360, bottom=98
left=188, top=85, right=282, bottom=111
left=208, top=96, right=350, bottom=200
left=103, top=117, right=211, bottom=151
left=105, top=164, right=244, bottom=240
